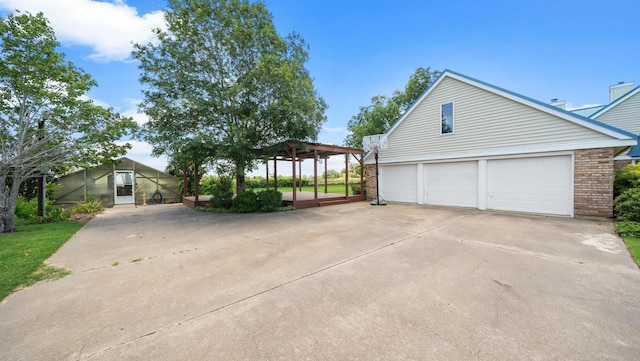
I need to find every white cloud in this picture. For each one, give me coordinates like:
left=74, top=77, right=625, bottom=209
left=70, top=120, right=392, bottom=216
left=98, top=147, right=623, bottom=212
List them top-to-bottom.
left=0, top=0, right=165, bottom=62
left=78, top=94, right=111, bottom=108
left=121, top=98, right=148, bottom=125
left=322, top=126, right=346, bottom=133
left=117, top=140, right=168, bottom=171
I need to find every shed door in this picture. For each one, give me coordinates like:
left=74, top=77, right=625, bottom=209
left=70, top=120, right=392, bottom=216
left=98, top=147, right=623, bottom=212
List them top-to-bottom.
left=487, top=156, right=572, bottom=215
left=425, top=162, right=478, bottom=207
left=379, top=165, right=417, bottom=203
left=114, top=171, right=135, bottom=204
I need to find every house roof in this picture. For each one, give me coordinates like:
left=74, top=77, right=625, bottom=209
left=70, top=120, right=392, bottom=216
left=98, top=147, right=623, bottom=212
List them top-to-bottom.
left=364, top=70, right=638, bottom=161
left=589, top=85, right=640, bottom=119
left=59, top=157, right=174, bottom=179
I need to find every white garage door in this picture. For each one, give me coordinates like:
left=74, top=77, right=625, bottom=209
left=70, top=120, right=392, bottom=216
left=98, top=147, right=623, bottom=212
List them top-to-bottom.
left=487, top=156, right=572, bottom=215
left=425, top=162, right=478, bottom=207
left=379, top=164, right=417, bottom=203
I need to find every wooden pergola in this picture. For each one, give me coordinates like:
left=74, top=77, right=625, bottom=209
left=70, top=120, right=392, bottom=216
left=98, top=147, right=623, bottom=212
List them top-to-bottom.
left=182, top=141, right=366, bottom=209
left=267, top=141, right=365, bottom=209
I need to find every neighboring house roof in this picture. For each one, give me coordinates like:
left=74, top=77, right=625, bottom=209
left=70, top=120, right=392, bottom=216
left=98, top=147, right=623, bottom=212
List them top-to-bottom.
left=364, top=70, right=637, bottom=162
left=587, top=84, right=640, bottom=159
left=590, top=85, right=640, bottom=120
left=570, top=105, right=605, bottom=118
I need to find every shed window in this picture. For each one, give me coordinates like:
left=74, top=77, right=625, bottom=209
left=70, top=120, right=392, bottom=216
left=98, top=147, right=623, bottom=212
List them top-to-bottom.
left=441, top=102, right=454, bottom=134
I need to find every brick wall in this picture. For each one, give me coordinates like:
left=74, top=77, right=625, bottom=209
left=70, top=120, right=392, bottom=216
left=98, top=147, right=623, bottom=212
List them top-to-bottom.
left=574, top=148, right=614, bottom=218
left=614, top=160, right=631, bottom=171
left=365, top=164, right=377, bottom=201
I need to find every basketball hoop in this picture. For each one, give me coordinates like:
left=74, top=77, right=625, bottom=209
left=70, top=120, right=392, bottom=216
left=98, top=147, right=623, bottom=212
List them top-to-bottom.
left=363, top=134, right=387, bottom=206
left=363, top=134, right=388, bottom=152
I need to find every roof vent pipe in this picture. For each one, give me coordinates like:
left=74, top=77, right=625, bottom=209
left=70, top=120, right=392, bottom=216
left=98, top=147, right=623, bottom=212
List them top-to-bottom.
left=550, top=99, right=566, bottom=109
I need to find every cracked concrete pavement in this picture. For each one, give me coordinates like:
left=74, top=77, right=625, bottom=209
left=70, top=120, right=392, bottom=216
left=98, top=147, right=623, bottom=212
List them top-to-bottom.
left=1, top=202, right=639, bottom=360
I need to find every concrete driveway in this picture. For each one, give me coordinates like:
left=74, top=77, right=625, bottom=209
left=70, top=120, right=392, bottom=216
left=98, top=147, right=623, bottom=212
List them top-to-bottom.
left=1, top=203, right=639, bottom=360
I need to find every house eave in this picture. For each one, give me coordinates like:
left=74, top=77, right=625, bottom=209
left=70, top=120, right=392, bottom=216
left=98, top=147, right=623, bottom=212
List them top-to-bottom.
left=364, top=139, right=637, bottom=165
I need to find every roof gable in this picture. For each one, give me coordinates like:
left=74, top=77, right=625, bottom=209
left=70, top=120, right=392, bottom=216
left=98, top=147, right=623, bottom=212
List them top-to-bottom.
left=365, top=70, right=637, bottom=162
left=389, top=70, right=637, bottom=139
left=590, top=85, right=640, bottom=119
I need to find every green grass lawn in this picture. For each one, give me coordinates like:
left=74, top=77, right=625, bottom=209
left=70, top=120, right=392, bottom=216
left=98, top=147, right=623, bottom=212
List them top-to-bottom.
left=250, top=183, right=360, bottom=195
left=0, top=222, right=84, bottom=301
left=621, top=237, right=640, bottom=267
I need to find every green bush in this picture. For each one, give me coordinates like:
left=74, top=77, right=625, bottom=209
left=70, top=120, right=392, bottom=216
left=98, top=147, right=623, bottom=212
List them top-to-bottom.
left=614, top=164, right=640, bottom=198
left=199, top=176, right=217, bottom=195
left=209, top=176, right=234, bottom=209
left=261, top=176, right=311, bottom=188
left=245, top=177, right=267, bottom=190
left=614, top=187, right=640, bottom=221
left=257, top=189, right=283, bottom=212
left=231, top=191, right=259, bottom=213
left=15, top=196, right=38, bottom=220
left=15, top=197, right=70, bottom=225
left=70, top=200, right=104, bottom=215
left=616, top=221, right=640, bottom=238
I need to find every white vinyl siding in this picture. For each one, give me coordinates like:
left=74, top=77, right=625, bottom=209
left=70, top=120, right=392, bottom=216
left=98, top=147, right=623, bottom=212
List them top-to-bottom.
left=379, top=77, right=612, bottom=161
left=593, top=91, right=640, bottom=134
left=486, top=156, right=572, bottom=216
left=424, top=162, right=477, bottom=207
left=379, top=164, right=417, bottom=203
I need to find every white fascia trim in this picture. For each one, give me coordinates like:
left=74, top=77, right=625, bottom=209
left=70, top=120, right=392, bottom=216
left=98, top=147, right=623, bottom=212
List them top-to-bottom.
left=364, top=139, right=636, bottom=165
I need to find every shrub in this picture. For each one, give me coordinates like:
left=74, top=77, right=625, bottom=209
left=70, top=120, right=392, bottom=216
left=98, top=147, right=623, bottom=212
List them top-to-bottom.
left=614, top=164, right=640, bottom=198
left=199, top=176, right=217, bottom=196
left=209, top=176, right=234, bottom=209
left=263, top=176, right=311, bottom=188
left=245, top=177, right=267, bottom=190
left=614, top=187, right=640, bottom=221
left=257, top=189, right=282, bottom=212
left=231, top=191, right=259, bottom=213
left=15, top=196, right=38, bottom=220
left=15, top=197, right=70, bottom=225
left=70, top=200, right=104, bottom=215
left=47, top=205, right=71, bottom=222
left=616, top=221, right=640, bottom=238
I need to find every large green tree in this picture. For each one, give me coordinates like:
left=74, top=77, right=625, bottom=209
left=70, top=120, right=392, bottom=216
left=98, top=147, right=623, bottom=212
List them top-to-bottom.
left=133, top=0, right=327, bottom=192
left=0, top=11, right=137, bottom=233
left=345, top=67, right=440, bottom=148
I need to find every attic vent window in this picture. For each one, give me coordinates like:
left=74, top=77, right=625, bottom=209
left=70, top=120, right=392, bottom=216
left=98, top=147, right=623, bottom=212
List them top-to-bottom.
left=441, top=102, right=454, bottom=134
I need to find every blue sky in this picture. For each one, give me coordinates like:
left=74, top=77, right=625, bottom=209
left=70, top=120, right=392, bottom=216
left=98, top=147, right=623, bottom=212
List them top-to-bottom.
left=1, top=0, right=638, bottom=174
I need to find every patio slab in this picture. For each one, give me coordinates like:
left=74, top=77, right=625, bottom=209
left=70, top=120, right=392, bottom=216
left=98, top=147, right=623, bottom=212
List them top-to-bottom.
left=1, top=203, right=639, bottom=360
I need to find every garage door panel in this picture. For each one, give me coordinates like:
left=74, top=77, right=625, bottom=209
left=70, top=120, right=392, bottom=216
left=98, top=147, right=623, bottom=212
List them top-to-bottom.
left=487, top=156, right=572, bottom=215
left=425, top=162, right=478, bottom=207
left=379, top=165, right=417, bottom=203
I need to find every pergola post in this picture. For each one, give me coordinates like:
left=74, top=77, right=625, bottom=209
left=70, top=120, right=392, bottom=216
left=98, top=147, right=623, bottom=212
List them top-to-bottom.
left=292, top=146, right=297, bottom=202
left=314, top=149, right=318, bottom=199
left=344, top=153, right=349, bottom=197
left=359, top=155, right=364, bottom=197
left=324, top=156, right=328, bottom=194
left=274, top=158, right=278, bottom=191
left=265, top=160, right=269, bottom=190
left=298, top=160, right=303, bottom=191
left=194, top=162, right=199, bottom=206
left=182, top=164, right=187, bottom=198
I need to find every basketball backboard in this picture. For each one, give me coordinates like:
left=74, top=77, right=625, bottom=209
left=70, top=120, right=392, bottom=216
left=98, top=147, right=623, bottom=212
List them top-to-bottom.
left=363, top=134, right=388, bottom=151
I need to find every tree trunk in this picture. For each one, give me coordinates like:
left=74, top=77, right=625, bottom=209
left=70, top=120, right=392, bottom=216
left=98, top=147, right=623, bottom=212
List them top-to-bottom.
left=0, top=174, right=19, bottom=233
left=236, top=174, right=246, bottom=194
